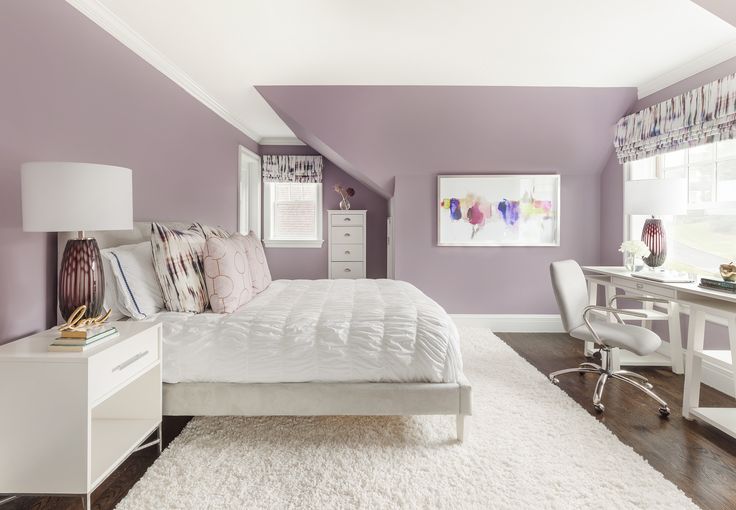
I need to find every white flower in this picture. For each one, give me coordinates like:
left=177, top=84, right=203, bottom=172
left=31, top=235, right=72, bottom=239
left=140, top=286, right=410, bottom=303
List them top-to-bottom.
left=619, top=240, right=651, bottom=257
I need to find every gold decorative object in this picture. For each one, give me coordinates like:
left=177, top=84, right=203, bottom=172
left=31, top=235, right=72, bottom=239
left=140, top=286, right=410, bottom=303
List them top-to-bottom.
left=720, top=263, right=736, bottom=282
left=59, top=305, right=112, bottom=333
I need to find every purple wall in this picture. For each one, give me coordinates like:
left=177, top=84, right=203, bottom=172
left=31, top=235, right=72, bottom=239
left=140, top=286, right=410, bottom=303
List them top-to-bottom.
left=0, top=1, right=258, bottom=343
left=258, top=86, right=637, bottom=313
left=260, top=145, right=388, bottom=279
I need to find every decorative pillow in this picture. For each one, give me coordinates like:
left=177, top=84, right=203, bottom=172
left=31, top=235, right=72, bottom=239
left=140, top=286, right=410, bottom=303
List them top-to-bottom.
left=150, top=223, right=210, bottom=313
left=239, top=231, right=272, bottom=293
left=203, top=236, right=254, bottom=313
left=101, top=242, right=165, bottom=319
left=100, top=254, right=125, bottom=321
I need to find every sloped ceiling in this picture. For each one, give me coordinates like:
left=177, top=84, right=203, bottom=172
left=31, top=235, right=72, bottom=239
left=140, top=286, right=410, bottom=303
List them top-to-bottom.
left=257, top=86, right=638, bottom=197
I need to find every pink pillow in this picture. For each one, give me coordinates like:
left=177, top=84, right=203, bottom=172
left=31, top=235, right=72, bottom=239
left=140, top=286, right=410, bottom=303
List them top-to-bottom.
left=238, top=232, right=272, bottom=293
left=202, top=236, right=254, bottom=313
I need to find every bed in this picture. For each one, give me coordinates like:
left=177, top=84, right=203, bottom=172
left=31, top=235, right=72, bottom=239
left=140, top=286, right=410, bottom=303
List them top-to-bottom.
left=59, top=222, right=472, bottom=440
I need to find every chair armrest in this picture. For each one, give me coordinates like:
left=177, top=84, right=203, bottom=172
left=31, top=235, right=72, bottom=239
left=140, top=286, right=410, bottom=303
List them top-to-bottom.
left=608, top=295, right=670, bottom=307
left=582, top=306, right=648, bottom=345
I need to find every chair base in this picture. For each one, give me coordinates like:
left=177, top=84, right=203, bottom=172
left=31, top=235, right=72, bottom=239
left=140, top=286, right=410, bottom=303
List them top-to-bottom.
left=548, top=350, right=670, bottom=417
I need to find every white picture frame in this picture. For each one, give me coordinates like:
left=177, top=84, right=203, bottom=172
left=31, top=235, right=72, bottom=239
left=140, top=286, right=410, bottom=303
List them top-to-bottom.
left=437, top=174, right=561, bottom=247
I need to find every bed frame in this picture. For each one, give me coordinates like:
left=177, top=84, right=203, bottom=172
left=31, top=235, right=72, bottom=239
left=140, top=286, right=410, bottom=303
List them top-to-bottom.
left=59, top=222, right=472, bottom=440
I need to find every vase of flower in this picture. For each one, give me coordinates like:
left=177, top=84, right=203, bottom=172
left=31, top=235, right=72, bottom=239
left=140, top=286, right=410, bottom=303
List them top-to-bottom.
left=334, top=184, right=355, bottom=211
left=619, top=240, right=651, bottom=272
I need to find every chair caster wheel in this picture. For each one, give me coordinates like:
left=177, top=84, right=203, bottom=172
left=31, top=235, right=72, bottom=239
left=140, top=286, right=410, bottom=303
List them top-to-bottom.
left=549, top=376, right=559, bottom=385
left=594, top=403, right=605, bottom=413
left=659, top=406, right=671, bottom=417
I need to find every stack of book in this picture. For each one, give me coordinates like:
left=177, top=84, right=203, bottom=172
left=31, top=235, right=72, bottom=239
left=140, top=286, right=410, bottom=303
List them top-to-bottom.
left=699, top=277, right=736, bottom=294
left=49, top=325, right=119, bottom=352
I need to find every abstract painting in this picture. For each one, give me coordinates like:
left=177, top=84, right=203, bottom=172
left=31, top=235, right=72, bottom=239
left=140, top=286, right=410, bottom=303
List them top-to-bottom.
left=437, top=175, right=560, bottom=246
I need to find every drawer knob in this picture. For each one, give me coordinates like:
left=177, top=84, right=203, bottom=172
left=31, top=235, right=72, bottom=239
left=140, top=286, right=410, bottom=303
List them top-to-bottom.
left=344, top=233, right=350, bottom=237
left=345, top=250, right=351, bottom=255
left=344, top=268, right=351, bottom=272
left=113, top=350, right=149, bottom=372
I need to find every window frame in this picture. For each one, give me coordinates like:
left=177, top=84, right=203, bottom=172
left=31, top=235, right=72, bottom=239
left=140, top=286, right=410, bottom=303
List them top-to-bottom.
left=262, top=181, right=324, bottom=248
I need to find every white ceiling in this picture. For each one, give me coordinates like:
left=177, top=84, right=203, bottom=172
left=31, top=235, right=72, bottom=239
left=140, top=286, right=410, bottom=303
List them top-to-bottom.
left=67, top=0, right=736, bottom=142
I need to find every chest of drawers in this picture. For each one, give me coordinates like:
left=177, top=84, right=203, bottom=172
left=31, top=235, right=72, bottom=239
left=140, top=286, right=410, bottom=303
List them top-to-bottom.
left=328, top=210, right=367, bottom=279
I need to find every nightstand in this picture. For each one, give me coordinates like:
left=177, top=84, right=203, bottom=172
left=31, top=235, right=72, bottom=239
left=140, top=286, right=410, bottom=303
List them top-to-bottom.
left=0, top=321, right=162, bottom=509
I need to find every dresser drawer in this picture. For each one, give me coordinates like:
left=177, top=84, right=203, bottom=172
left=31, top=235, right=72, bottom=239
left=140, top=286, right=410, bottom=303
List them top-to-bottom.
left=331, top=213, right=364, bottom=227
left=331, top=226, right=363, bottom=244
left=331, top=243, right=363, bottom=262
left=331, top=261, right=364, bottom=279
left=611, top=276, right=677, bottom=299
left=88, top=325, right=160, bottom=403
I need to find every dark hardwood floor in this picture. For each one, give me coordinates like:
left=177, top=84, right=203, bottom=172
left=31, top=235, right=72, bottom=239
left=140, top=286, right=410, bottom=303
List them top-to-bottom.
left=497, top=332, right=736, bottom=510
left=5, top=333, right=736, bottom=509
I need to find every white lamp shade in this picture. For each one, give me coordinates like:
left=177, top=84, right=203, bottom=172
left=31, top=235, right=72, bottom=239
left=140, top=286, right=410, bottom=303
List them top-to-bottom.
left=22, top=162, right=133, bottom=232
left=624, top=178, right=688, bottom=216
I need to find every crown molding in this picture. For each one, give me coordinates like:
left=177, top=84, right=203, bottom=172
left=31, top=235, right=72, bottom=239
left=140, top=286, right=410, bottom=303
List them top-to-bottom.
left=65, top=0, right=262, bottom=143
left=637, top=39, right=736, bottom=99
left=258, top=137, right=306, bottom=146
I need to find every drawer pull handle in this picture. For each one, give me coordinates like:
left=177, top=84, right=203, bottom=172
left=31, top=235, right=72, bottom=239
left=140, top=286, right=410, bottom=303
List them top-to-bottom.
left=344, top=218, right=351, bottom=222
left=344, top=233, right=351, bottom=237
left=345, top=250, right=351, bottom=255
left=344, top=268, right=351, bottom=272
left=113, top=350, right=149, bottom=372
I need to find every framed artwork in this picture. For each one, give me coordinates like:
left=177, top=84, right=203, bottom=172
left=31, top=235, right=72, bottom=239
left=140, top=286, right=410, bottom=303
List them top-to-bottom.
left=437, top=174, right=560, bottom=247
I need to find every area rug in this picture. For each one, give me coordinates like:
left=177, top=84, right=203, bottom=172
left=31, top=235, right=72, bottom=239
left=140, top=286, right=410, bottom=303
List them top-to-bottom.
left=117, top=327, right=697, bottom=509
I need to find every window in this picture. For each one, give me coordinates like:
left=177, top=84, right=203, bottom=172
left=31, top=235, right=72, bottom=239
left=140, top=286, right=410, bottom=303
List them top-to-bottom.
left=625, top=139, right=736, bottom=276
left=263, top=182, right=323, bottom=248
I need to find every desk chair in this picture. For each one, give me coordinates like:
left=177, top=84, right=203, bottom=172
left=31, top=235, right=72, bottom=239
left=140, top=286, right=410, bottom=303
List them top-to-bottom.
left=549, top=260, right=670, bottom=416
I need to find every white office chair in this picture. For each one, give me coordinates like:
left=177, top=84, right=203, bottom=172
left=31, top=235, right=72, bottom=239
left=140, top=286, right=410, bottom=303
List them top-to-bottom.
left=549, top=260, right=670, bottom=416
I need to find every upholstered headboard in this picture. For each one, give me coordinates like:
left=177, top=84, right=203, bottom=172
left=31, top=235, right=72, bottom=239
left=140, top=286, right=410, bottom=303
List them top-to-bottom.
left=57, top=221, right=188, bottom=261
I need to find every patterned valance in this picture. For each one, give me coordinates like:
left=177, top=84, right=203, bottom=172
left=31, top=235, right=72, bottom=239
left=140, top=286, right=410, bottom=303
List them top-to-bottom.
left=614, top=73, right=736, bottom=163
left=262, top=155, right=323, bottom=183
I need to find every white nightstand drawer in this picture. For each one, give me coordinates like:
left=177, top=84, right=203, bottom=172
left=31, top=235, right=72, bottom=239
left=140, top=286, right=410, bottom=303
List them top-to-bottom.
left=331, top=213, right=364, bottom=226
left=331, top=226, right=363, bottom=244
left=331, top=243, right=363, bottom=262
left=331, top=261, right=363, bottom=278
left=88, top=327, right=159, bottom=402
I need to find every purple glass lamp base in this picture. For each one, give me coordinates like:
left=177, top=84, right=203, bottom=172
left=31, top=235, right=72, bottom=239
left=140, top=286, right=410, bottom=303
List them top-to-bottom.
left=641, top=217, right=667, bottom=268
left=58, top=238, right=105, bottom=320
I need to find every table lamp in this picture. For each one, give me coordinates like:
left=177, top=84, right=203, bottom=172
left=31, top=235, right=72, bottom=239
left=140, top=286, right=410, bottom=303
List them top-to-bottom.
left=21, top=162, right=133, bottom=320
left=624, top=178, right=687, bottom=268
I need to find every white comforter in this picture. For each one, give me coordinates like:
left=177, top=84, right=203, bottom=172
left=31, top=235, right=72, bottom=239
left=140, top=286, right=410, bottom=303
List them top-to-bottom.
left=149, top=279, right=463, bottom=384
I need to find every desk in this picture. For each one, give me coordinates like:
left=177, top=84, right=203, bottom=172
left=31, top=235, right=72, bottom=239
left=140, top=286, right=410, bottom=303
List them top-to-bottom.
left=583, top=266, right=736, bottom=438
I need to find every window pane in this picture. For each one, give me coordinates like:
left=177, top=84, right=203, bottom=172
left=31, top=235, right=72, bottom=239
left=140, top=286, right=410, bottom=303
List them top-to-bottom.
left=717, top=139, right=736, bottom=160
left=689, top=143, right=715, bottom=164
left=663, top=149, right=686, bottom=169
left=629, top=157, right=656, bottom=180
left=717, top=159, right=736, bottom=202
left=688, top=164, right=715, bottom=203
left=663, top=167, right=686, bottom=179
left=268, top=183, right=320, bottom=240
left=668, top=212, right=736, bottom=276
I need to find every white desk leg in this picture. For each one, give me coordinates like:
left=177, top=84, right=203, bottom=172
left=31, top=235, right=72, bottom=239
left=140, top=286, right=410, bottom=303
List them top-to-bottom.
left=585, top=280, right=597, bottom=357
left=643, top=300, right=654, bottom=330
left=667, top=301, right=684, bottom=374
left=683, top=309, right=705, bottom=420
left=728, top=317, right=736, bottom=398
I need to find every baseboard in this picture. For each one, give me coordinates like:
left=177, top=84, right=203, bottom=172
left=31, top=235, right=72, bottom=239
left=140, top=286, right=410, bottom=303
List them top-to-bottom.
left=450, top=314, right=564, bottom=333
left=702, top=359, right=735, bottom=398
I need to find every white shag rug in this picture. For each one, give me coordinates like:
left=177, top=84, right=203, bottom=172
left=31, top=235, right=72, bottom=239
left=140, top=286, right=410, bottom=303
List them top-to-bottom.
left=117, top=327, right=698, bottom=510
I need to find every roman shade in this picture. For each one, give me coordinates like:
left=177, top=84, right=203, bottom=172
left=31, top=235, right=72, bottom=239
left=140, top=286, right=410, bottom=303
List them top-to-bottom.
left=614, top=73, right=736, bottom=163
left=262, top=155, right=323, bottom=183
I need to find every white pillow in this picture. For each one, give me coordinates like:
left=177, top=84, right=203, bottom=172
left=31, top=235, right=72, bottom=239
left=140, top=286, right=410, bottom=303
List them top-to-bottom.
left=101, top=242, right=165, bottom=320
left=101, top=255, right=125, bottom=321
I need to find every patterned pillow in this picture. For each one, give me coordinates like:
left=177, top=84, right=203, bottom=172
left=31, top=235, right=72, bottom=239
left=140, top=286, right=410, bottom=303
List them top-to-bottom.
left=150, top=222, right=229, bottom=312
left=239, top=231, right=272, bottom=293
left=203, top=236, right=254, bottom=313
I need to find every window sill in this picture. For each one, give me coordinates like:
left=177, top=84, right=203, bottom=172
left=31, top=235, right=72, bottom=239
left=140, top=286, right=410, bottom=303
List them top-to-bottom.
left=263, top=239, right=324, bottom=249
